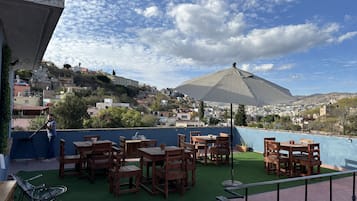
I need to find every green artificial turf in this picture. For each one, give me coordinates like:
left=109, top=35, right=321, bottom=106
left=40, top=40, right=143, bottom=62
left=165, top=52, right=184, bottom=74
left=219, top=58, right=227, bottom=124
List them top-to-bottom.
left=14, top=152, right=337, bottom=201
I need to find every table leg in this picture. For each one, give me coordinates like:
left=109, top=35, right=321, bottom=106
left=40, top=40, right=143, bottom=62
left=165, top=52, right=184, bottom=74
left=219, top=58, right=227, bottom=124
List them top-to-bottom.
left=204, top=145, right=208, bottom=165
left=151, top=161, right=156, bottom=193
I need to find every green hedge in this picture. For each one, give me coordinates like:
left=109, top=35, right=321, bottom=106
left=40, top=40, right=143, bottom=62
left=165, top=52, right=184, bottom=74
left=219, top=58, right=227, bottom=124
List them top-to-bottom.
left=0, top=45, right=11, bottom=154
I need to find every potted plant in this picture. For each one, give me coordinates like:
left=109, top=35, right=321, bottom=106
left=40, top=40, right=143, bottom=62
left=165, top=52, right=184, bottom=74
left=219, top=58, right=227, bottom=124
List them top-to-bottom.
left=236, top=142, right=248, bottom=152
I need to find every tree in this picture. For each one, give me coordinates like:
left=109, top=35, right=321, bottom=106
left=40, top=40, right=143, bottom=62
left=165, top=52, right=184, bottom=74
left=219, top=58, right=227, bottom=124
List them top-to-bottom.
left=63, top=64, right=71, bottom=70
left=52, top=95, right=88, bottom=129
left=199, top=101, right=204, bottom=120
left=235, top=104, right=247, bottom=126
left=84, top=107, right=144, bottom=128
left=141, top=114, right=157, bottom=127
left=29, top=116, right=47, bottom=130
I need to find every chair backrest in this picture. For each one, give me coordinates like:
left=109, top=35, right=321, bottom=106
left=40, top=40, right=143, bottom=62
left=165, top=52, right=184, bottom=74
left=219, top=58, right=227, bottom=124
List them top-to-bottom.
left=190, top=131, right=201, bottom=144
left=177, top=134, right=186, bottom=148
left=84, top=135, right=101, bottom=141
left=119, top=136, right=126, bottom=155
left=214, top=136, right=230, bottom=153
left=264, top=137, right=276, bottom=157
left=60, top=139, right=65, bottom=160
left=140, top=139, right=157, bottom=148
left=92, top=141, right=112, bottom=156
left=266, top=141, right=280, bottom=157
left=183, top=142, right=197, bottom=166
left=307, top=143, right=320, bottom=161
left=164, top=149, right=185, bottom=176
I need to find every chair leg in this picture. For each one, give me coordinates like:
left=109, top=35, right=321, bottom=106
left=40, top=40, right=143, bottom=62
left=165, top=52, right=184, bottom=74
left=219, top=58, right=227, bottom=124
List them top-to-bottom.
left=59, top=163, right=64, bottom=178
left=146, top=164, right=150, bottom=179
left=192, top=170, right=195, bottom=186
left=109, top=173, right=113, bottom=193
left=135, top=174, right=141, bottom=192
left=129, top=177, right=133, bottom=189
left=181, top=178, right=185, bottom=195
left=165, top=179, right=169, bottom=199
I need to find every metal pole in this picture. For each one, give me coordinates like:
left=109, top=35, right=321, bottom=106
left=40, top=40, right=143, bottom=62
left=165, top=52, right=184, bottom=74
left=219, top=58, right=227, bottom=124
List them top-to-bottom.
left=231, top=103, right=234, bottom=182
left=352, top=172, right=356, bottom=201
left=330, top=176, right=332, bottom=201
left=305, top=179, right=308, bottom=201
left=277, top=183, right=280, bottom=201
left=245, top=188, right=248, bottom=201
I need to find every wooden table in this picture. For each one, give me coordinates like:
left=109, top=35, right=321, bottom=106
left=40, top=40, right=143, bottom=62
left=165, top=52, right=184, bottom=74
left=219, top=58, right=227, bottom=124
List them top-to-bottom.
left=191, top=135, right=217, bottom=164
left=125, top=139, right=155, bottom=158
left=73, top=140, right=115, bottom=155
left=73, top=140, right=116, bottom=170
left=280, top=142, right=308, bottom=176
left=137, top=146, right=182, bottom=194
left=0, top=180, right=17, bottom=201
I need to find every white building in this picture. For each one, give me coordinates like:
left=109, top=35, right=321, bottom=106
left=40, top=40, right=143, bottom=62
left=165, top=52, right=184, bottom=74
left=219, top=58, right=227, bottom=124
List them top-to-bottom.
left=96, top=98, right=130, bottom=110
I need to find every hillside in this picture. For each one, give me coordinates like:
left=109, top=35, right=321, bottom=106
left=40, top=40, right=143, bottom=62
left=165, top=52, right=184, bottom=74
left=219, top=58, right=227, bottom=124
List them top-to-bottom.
left=293, top=92, right=357, bottom=106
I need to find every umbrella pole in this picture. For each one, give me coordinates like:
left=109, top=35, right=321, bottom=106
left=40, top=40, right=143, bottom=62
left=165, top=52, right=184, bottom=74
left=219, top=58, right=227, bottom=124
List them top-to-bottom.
left=222, top=103, right=241, bottom=187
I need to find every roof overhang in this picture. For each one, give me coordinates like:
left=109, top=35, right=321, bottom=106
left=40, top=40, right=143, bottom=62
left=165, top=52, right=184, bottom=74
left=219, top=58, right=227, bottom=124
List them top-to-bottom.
left=0, top=0, right=64, bottom=70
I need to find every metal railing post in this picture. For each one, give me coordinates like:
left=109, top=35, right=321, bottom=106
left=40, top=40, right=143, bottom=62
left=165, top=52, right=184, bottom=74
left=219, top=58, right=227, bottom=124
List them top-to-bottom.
left=218, top=170, right=357, bottom=201
left=352, top=172, right=356, bottom=201
left=330, top=176, right=333, bottom=201
left=305, top=179, right=308, bottom=201
left=277, top=183, right=280, bottom=201
left=245, top=188, right=248, bottom=201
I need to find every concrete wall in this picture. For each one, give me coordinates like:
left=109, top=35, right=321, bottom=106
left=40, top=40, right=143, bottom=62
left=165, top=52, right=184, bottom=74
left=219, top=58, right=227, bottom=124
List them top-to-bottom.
left=10, top=127, right=231, bottom=159
left=237, top=127, right=357, bottom=170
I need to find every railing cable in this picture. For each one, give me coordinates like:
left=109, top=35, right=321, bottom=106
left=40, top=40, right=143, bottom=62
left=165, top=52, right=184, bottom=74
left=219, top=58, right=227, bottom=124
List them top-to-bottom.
left=218, top=170, right=357, bottom=201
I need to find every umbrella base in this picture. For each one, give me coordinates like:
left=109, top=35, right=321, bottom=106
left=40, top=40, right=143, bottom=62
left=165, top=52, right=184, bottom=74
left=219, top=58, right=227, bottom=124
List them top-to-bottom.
left=222, top=179, right=242, bottom=187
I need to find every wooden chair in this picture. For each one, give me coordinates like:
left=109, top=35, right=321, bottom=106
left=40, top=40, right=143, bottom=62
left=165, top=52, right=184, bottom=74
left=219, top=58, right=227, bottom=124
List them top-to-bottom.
left=189, top=131, right=206, bottom=159
left=177, top=134, right=186, bottom=148
left=83, top=135, right=101, bottom=141
left=119, top=136, right=126, bottom=164
left=209, top=136, right=230, bottom=165
left=263, top=137, right=276, bottom=169
left=58, top=139, right=82, bottom=178
left=140, top=139, right=158, bottom=180
left=87, top=141, right=113, bottom=182
left=264, top=141, right=289, bottom=176
left=183, top=142, right=196, bottom=186
left=294, top=143, right=321, bottom=176
left=108, top=149, right=141, bottom=196
left=155, top=149, right=186, bottom=199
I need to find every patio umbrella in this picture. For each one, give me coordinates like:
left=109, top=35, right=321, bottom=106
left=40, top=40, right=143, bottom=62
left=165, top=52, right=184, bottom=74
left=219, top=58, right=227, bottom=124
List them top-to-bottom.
left=175, top=62, right=295, bottom=186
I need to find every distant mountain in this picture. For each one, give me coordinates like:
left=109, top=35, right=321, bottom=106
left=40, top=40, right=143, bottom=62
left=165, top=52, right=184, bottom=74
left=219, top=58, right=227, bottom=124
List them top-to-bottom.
left=293, top=92, right=357, bottom=105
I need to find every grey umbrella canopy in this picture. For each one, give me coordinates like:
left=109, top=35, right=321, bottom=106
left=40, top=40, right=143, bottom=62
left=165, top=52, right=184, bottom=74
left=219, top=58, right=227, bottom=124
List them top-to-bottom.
left=175, top=63, right=295, bottom=186
left=175, top=63, right=295, bottom=106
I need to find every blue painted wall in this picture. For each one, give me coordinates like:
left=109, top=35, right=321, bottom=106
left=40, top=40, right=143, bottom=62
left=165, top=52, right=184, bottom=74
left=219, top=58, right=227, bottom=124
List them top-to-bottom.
left=12, top=126, right=354, bottom=170
left=10, top=127, right=231, bottom=159
left=237, top=127, right=357, bottom=170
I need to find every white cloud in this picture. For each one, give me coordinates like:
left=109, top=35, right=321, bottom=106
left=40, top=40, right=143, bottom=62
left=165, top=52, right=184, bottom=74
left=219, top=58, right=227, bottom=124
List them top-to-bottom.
left=43, top=0, right=357, bottom=90
left=135, top=6, right=160, bottom=17
left=337, top=31, right=357, bottom=43
left=237, top=63, right=292, bottom=72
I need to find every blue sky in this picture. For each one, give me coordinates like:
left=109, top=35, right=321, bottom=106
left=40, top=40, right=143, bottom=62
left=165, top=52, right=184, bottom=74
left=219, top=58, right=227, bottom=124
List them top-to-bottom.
left=43, top=0, right=357, bottom=96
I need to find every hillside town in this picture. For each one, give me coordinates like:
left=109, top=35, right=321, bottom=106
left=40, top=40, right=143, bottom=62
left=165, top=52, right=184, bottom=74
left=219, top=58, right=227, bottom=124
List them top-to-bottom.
left=12, top=62, right=357, bottom=134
